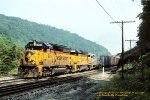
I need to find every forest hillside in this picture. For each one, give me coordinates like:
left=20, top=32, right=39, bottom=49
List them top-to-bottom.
left=0, top=14, right=110, bottom=55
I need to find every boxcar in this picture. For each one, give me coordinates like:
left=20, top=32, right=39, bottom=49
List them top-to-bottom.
left=100, top=56, right=119, bottom=67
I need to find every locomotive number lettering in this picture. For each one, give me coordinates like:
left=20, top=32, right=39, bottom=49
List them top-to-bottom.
left=57, top=56, right=68, bottom=60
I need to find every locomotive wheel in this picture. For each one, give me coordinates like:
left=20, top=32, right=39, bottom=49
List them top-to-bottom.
left=88, top=65, right=92, bottom=70
left=77, top=66, right=81, bottom=72
left=18, top=67, right=24, bottom=78
left=66, top=67, right=71, bottom=74
left=70, top=67, right=75, bottom=73
left=33, top=68, right=39, bottom=78
left=42, top=68, right=47, bottom=78
left=50, top=68, right=55, bottom=76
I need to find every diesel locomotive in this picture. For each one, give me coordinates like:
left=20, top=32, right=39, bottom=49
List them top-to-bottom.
left=18, top=40, right=99, bottom=78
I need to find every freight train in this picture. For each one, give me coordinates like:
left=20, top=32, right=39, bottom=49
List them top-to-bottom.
left=18, top=40, right=119, bottom=78
left=19, top=40, right=99, bottom=78
left=100, top=56, right=119, bottom=67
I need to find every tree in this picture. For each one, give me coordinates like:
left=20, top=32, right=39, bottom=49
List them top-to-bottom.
left=0, top=34, right=19, bottom=74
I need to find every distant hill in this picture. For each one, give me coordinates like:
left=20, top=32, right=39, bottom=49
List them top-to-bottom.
left=0, top=14, right=110, bottom=55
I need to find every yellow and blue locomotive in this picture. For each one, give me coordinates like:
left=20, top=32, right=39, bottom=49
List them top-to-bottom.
left=18, top=40, right=96, bottom=78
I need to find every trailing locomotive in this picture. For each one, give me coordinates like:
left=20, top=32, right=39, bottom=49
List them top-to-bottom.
left=18, top=40, right=99, bottom=78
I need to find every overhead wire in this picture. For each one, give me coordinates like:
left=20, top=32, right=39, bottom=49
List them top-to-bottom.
left=95, top=0, right=121, bottom=27
left=95, top=0, right=115, bottom=22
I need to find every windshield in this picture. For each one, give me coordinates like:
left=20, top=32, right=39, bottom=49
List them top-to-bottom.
left=26, top=46, right=43, bottom=50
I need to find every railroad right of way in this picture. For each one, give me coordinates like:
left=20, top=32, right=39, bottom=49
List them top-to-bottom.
left=0, top=67, right=116, bottom=99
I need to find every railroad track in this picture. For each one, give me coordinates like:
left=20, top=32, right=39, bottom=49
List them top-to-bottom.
left=0, top=67, right=117, bottom=98
left=0, top=67, right=115, bottom=86
left=0, top=70, right=100, bottom=98
left=0, top=70, right=99, bottom=87
left=0, top=78, right=39, bottom=88
left=0, top=78, right=25, bottom=85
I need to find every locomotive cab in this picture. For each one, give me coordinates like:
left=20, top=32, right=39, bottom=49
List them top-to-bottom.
left=19, top=40, right=53, bottom=78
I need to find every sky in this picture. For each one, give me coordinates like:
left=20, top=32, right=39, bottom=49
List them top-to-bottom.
left=0, top=0, right=142, bottom=55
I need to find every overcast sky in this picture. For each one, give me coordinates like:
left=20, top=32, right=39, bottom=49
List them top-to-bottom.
left=0, top=0, right=142, bottom=55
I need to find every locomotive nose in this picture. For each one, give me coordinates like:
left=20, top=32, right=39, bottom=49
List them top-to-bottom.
left=25, top=51, right=35, bottom=63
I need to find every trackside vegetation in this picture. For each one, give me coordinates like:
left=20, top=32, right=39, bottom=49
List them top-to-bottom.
left=0, top=35, right=20, bottom=75
left=96, top=65, right=150, bottom=100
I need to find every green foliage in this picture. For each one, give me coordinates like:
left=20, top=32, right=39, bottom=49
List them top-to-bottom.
left=137, top=1, right=150, bottom=55
left=0, top=14, right=110, bottom=55
left=0, top=35, right=20, bottom=75
left=123, top=47, right=139, bottom=63
left=142, top=52, right=150, bottom=66
left=8, top=67, right=18, bottom=75
left=98, top=67, right=150, bottom=100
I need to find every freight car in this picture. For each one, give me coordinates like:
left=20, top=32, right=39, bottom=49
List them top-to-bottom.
left=18, top=40, right=99, bottom=78
left=99, top=56, right=119, bottom=67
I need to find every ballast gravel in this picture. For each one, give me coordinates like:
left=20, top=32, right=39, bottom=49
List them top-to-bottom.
left=1, top=71, right=114, bottom=100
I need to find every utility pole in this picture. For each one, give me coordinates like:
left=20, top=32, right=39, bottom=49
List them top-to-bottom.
left=110, top=20, right=135, bottom=80
left=125, top=40, right=136, bottom=49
